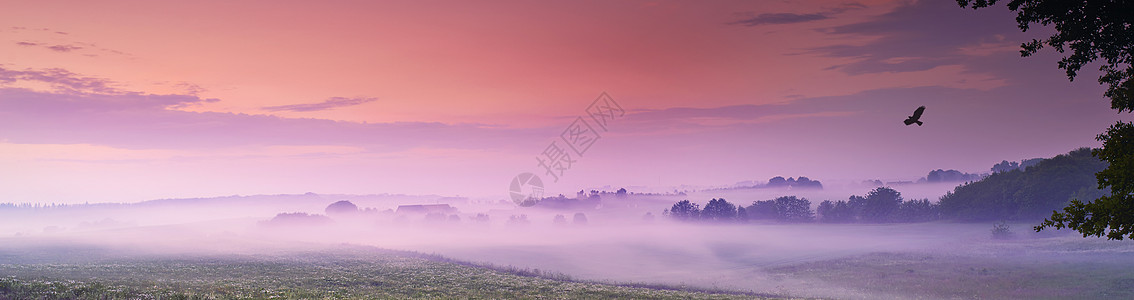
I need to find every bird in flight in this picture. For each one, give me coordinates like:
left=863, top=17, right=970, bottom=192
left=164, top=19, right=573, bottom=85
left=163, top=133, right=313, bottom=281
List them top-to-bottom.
left=904, top=106, right=925, bottom=126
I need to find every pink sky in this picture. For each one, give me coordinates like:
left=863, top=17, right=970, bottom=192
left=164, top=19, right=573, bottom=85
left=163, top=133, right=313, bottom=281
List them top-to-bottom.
left=0, top=0, right=1127, bottom=203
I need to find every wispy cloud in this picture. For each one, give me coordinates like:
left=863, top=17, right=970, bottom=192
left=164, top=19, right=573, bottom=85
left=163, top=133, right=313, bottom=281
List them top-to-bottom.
left=808, top=1, right=1020, bottom=75
left=730, top=3, right=865, bottom=27
left=731, top=13, right=828, bottom=26
left=8, top=27, right=131, bottom=58
left=15, top=41, right=86, bottom=53
left=46, top=44, right=83, bottom=52
left=0, top=66, right=122, bottom=94
left=0, top=67, right=541, bottom=152
left=262, top=97, right=378, bottom=112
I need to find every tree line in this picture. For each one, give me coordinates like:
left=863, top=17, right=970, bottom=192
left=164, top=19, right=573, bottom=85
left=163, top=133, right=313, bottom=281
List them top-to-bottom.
left=665, top=148, right=1106, bottom=224
left=938, top=148, right=1106, bottom=221
left=664, top=186, right=939, bottom=223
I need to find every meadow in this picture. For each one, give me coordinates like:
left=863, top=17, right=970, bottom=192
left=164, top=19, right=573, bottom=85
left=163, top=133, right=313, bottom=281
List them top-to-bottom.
left=5, top=192, right=1134, bottom=299
left=3, top=222, right=1134, bottom=299
left=0, top=243, right=770, bottom=300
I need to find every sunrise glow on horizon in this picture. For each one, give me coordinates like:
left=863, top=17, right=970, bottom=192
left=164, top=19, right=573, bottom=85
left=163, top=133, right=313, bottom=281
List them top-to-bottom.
left=1, top=0, right=1126, bottom=203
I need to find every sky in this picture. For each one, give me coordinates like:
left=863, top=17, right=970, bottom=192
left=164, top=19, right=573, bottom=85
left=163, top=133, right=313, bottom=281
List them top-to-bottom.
left=0, top=0, right=1127, bottom=204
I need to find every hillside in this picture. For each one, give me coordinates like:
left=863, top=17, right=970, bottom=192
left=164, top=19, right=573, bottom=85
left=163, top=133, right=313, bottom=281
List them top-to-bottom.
left=938, top=148, right=1108, bottom=221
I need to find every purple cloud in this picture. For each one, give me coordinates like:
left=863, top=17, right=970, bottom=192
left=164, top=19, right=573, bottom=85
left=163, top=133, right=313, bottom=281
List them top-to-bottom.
left=810, top=0, right=1021, bottom=75
left=730, top=3, right=864, bottom=27
left=731, top=13, right=828, bottom=26
left=15, top=41, right=39, bottom=46
left=46, top=44, right=83, bottom=52
left=0, top=66, right=121, bottom=94
left=0, top=67, right=548, bottom=152
left=0, top=87, right=549, bottom=151
left=263, top=97, right=378, bottom=112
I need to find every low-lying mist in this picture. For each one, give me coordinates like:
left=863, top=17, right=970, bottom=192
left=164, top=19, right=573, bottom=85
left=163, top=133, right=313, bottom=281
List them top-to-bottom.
left=3, top=191, right=1133, bottom=299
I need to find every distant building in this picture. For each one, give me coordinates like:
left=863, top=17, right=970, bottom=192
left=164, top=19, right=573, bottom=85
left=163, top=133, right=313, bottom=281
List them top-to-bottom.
left=395, top=204, right=456, bottom=215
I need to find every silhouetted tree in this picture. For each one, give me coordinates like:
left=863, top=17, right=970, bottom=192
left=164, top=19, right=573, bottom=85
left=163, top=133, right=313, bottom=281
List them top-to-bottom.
left=958, top=0, right=1134, bottom=239
left=992, top=160, right=1021, bottom=173
left=926, top=169, right=981, bottom=183
left=765, top=176, right=822, bottom=189
left=768, top=176, right=787, bottom=187
left=792, top=177, right=824, bottom=189
left=861, top=187, right=902, bottom=222
left=846, top=195, right=867, bottom=220
left=773, top=196, right=813, bottom=222
left=746, top=197, right=813, bottom=222
left=701, top=198, right=737, bottom=222
left=817, top=199, right=861, bottom=223
left=895, top=199, right=939, bottom=222
left=324, top=200, right=359, bottom=216
left=666, top=200, right=700, bottom=221
left=746, top=200, right=777, bottom=220
left=817, top=200, right=835, bottom=222
left=831, top=200, right=855, bottom=223
left=735, top=206, right=748, bottom=223
left=264, top=212, right=333, bottom=226
left=573, top=212, right=588, bottom=225
left=507, top=214, right=530, bottom=226
left=553, top=214, right=567, bottom=225
left=992, top=221, right=1014, bottom=240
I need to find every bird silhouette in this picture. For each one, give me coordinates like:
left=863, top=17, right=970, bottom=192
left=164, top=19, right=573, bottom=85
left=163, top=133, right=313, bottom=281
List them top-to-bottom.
left=904, top=106, right=925, bottom=126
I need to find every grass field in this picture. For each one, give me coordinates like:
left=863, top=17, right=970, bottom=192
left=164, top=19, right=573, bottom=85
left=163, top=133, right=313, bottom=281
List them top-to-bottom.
left=4, top=223, right=1134, bottom=299
left=766, top=242, right=1134, bottom=299
left=0, top=243, right=774, bottom=300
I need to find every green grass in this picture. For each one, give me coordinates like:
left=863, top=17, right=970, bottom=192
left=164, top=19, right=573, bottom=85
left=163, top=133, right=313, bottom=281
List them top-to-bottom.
left=0, top=245, right=774, bottom=300
left=768, top=252, right=1134, bottom=299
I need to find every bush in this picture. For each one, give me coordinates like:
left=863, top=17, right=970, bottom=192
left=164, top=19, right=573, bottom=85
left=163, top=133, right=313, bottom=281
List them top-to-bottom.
left=572, top=213, right=588, bottom=225
left=991, top=221, right=1013, bottom=239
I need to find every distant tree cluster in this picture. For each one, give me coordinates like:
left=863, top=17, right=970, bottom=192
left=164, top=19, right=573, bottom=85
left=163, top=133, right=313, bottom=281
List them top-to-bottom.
left=939, top=148, right=1106, bottom=221
left=991, top=158, right=1043, bottom=173
left=924, top=169, right=982, bottom=183
left=766, top=176, right=823, bottom=189
left=664, top=187, right=940, bottom=224
left=816, top=187, right=939, bottom=223
left=529, top=188, right=642, bottom=211
left=536, top=193, right=600, bottom=211
left=747, top=196, right=814, bottom=222
left=664, top=198, right=745, bottom=223
left=701, top=198, right=737, bottom=222
left=325, top=200, right=359, bottom=216
left=0, top=202, right=86, bottom=210
left=262, top=212, right=333, bottom=226
left=550, top=213, right=589, bottom=226
left=506, top=214, right=530, bottom=226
